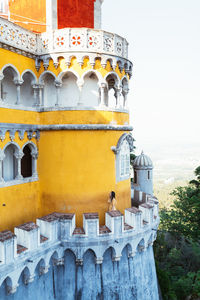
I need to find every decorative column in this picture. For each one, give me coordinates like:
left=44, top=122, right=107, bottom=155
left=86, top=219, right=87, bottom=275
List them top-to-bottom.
left=0, top=73, right=4, bottom=102
left=77, top=79, right=84, bottom=106
left=14, top=80, right=23, bottom=105
left=55, top=81, right=62, bottom=107
left=100, top=83, right=107, bottom=107
left=32, top=84, right=40, bottom=106
left=38, top=84, right=44, bottom=107
left=114, top=85, right=121, bottom=109
left=122, top=88, right=129, bottom=108
left=14, top=150, right=23, bottom=180
left=0, top=151, right=5, bottom=183
left=31, top=151, right=38, bottom=179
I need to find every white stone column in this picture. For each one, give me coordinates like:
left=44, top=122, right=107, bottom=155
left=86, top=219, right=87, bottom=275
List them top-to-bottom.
left=0, top=74, right=4, bottom=102
left=77, top=79, right=84, bottom=106
left=14, top=80, right=23, bottom=105
left=55, top=82, right=62, bottom=107
left=100, top=83, right=107, bottom=107
left=32, top=84, right=40, bottom=106
left=38, top=84, right=44, bottom=107
left=115, top=85, right=121, bottom=108
left=122, top=88, right=129, bottom=108
left=14, top=150, right=23, bottom=180
left=31, top=151, right=38, bottom=179
left=0, top=152, right=5, bottom=183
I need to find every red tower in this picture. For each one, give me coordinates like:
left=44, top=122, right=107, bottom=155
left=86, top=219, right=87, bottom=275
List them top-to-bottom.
left=6, top=0, right=103, bottom=33
left=58, top=0, right=95, bottom=29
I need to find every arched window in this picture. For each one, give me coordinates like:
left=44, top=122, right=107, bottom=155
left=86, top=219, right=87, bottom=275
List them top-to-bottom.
left=1, top=67, right=18, bottom=105
left=21, top=72, right=35, bottom=107
left=60, top=72, right=79, bottom=106
left=42, top=73, right=57, bottom=107
left=81, top=73, right=99, bottom=106
left=106, top=75, right=117, bottom=108
left=113, top=133, right=133, bottom=182
left=120, top=140, right=130, bottom=178
left=3, top=144, right=18, bottom=181
left=21, top=145, right=32, bottom=178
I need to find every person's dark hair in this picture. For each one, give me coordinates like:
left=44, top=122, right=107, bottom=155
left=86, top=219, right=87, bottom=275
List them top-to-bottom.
left=110, top=191, right=115, bottom=200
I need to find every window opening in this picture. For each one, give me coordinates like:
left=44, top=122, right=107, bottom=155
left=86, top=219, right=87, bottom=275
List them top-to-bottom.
left=120, top=140, right=130, bottom=178
left=3, top=144, right=17, bottom=181
left=21, top=145, right=32, bottom=178
left=134, top=171, right=137, bottom=184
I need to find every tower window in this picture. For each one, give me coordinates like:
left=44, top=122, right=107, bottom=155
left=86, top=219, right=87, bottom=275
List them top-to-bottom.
left=113, top=133, right=133, bottom=182
left=120, top=140, right=130, bottom=177
left=21, top=145, right=32, bottom=178
left=134, top=171, right=137, bottom=184
left=148, top=171, right=150, bottom=180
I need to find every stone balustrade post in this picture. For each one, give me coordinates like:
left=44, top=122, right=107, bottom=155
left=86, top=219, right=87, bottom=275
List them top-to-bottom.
left=0, top=74, right=4, bottom=102
left=14, top=79, right=23, bottom=105
left=77, top=79, right=84, bottom=106
left=55, top=82, right=62, bottom=106
left=100, top=83, right=107, bottom=107
left=32, top=84, right=40, bottom=106
left=38, top=84, right=44, bottom=107
left=115, top=85, right=121, bottom=108
left=122, top=88, right=129, bottom=108
left=14, top=150, right=23, bottom=180
left=31, top=151, right=38, bottom=179
left=0, top=152, right=5, bottom=183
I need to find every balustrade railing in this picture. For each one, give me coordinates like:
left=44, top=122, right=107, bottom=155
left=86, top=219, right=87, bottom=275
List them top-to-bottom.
left=0, top=17, right=128, bottom=58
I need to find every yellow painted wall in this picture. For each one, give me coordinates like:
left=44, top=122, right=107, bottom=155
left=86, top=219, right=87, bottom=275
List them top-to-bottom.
left=0, top=50, right=131, bottom=229
left=38, top=130, right=131, bottom=226
left=0, top=132, right=40, bottom=231
left=0, top=181, right=40, bottom=231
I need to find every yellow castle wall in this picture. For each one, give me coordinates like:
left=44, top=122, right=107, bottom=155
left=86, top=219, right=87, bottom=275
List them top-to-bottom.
left=0, top=49, right=131, bottom=229
left=38, top=130, right=131, bottom=226
left=0, top=132, right=40, bottom=231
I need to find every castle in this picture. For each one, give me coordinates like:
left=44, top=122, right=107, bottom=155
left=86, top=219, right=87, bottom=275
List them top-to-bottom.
left=0, top=1, right=160, bottom=299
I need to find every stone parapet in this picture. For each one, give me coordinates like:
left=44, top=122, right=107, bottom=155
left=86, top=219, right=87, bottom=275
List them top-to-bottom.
left=0, top=17, right=132, bottom=74
left=0, top=195, right=159, bottom=294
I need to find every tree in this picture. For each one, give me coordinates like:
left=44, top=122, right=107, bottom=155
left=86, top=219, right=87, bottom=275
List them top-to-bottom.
left=154, top=167, right=200, bottom=299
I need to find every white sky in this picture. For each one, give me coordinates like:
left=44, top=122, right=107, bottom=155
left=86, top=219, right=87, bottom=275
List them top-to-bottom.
left=102, top=0, right=200, bottom=156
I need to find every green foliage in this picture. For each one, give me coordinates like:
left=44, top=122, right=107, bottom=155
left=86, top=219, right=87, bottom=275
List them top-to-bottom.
left=155, top=167, right=200, bottom=300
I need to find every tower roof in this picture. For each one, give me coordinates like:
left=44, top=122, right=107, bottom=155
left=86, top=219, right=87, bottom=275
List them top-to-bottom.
left=133, top=151, right=153, bottom=169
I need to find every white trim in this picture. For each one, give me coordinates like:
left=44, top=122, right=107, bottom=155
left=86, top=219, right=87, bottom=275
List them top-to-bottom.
left=0, top=64, right=20, bottom=81
left=57, top=69, right=80, bottom=83
left=21, top=70, right=38, bottom=84
left=38, top=71, right=57, bottom=84
left=0, top=177, right=38, bottom=188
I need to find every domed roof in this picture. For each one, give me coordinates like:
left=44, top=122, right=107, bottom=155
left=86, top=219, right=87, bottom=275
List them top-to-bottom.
left=133, top=151, right=153, bottom=169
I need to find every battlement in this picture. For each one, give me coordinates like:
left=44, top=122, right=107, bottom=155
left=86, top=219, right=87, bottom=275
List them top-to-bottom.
left=0, top=192, right=159, bottom=293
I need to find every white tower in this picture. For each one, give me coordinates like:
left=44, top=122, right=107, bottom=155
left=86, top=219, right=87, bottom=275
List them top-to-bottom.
left=133, top=151, right=153, bottom=195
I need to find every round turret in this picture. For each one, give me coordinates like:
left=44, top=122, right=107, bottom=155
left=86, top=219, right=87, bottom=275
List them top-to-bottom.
left=132, top=151, right=153, bottom=195
left=133, top=151, right=153, bottom=170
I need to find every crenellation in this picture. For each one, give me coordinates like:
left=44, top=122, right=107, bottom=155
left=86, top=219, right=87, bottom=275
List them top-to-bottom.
left=0, top=201, right=159, bottom=296
left=139, top=203, right=154, bottom=225
left=125, top=207, right=142, bottom=230
left=106, top=210, right=124, bottom=235
left=83, top=212, right=99, bottom=237
left=60, top=213, right=76, bottom=238
left=37, top=215, right=59, bottom=242
left=14, top=222, right=40, bottom=251
left=0, top=231, right=17, bottom=264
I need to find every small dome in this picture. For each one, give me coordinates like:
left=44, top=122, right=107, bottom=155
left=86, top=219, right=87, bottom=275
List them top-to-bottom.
left=133, top=151, right=153, bottom=169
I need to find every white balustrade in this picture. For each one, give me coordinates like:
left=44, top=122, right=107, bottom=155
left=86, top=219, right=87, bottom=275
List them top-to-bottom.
left=0, top=17, right=129, bottom=59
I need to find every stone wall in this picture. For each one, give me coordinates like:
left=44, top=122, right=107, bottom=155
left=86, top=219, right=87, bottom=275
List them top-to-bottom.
left=0, top=246, right=159, bottom=300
